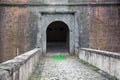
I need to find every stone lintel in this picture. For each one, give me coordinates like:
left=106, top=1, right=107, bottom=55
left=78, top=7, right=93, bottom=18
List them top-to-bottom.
left=40, top=11, right=76, bottom=14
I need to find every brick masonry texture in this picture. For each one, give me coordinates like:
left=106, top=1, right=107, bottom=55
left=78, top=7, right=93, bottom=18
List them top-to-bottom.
left=0, top=0, right=120, bottom=62
left=0, top=0, right=28, bottom=3
left=0, top=2, right=37, bottom=62
left=87, top=3, right=120, bottom=52
left=0, top=7, right=4, bottom=62
left=0, top=7, right=27, bottom=62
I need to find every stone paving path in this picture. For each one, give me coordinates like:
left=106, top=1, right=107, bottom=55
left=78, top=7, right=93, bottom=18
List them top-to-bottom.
left=29, top=54, right=109, bottom=80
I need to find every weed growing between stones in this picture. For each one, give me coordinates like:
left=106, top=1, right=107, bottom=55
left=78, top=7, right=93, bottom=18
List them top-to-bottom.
left=53, top=55, right=66, bottom=61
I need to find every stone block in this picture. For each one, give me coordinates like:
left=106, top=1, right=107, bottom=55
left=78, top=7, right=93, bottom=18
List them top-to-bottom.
left=0, top=69, right=9, bottom=80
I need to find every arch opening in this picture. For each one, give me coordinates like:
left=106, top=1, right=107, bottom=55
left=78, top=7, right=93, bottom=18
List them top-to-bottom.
left=46, top=21, right=69, bottom=53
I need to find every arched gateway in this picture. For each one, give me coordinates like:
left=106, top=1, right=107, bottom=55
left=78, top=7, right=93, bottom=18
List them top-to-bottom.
left=37, top=12, right=78, bottom=54
left=46, top=21, right=69, bottom=53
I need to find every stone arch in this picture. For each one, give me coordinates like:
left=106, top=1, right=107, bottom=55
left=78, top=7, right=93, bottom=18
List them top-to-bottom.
left=38, top=13, right=75, bottom=54
left=45, top=20, right=72, bottom=32
left=46, top=21, right=70, bottom=53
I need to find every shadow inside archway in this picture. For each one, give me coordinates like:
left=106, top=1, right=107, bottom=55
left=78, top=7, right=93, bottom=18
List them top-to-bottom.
left=46, top=21, right=69, bottom=54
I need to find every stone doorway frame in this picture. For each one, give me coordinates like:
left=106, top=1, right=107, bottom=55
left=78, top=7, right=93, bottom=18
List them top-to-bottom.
left=37, top=11, right=78, bottom=54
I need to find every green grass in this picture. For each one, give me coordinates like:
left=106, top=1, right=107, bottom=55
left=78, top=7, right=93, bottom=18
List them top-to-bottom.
left=53, top=55, right=66, bottom=61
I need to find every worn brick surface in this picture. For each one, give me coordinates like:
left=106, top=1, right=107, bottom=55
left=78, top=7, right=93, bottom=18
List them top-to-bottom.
left=0, top=0, right=120, bottom=63
left=0, top=0, right=28, bottom=3
left=88, top=5, right=120, bottom=52
left=0, top=6, right=37, bottom=62
left=0, top=7, right=26, bottom=62
left=0, top=7, right=5, bottom=63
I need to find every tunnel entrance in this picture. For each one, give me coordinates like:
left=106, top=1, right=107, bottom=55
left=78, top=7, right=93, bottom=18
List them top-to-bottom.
left=46, top=21, right=69, bottom=53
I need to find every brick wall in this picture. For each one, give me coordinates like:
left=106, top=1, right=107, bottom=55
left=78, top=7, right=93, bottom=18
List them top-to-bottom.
left=0, top=0, right=38, bottom=63
left=0, top=0, right=28, bottom=3
left=0, top=0, right=120, bottom=63
left=88, top=0, right=120, bottom=52
left=0, top=7, right=5, bottom=62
